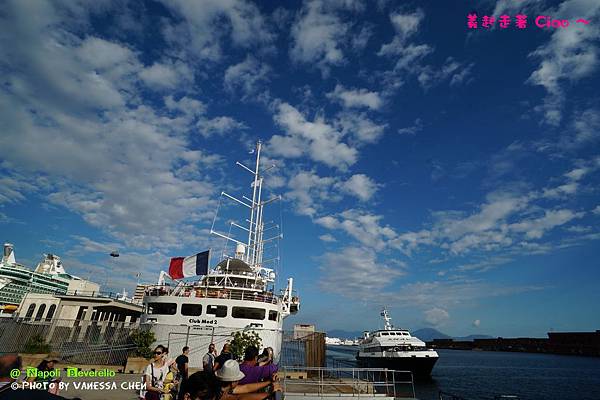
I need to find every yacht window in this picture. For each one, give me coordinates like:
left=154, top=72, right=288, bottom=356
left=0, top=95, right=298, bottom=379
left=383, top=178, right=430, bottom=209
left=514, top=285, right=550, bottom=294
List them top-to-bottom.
left=148, top=302, right=177, bottom=315
left=181, top=304, right=202, bottom=316
left=207, top=305, right=227, bottom=318
left=232, top=307, right=265, bottom=320
left=268, top=310, right=278, bottom=321
left=382, top=332, right=389, bottom=336
left=403, top=332, right=409, bottom=336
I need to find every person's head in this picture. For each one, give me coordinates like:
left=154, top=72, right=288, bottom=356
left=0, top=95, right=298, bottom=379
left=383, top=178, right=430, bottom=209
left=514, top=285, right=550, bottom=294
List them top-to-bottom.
left=208, top=343, right=215, bottom=353
left=221, top=343, right=230, bottom=354
left=153, top=345, right=167, bottom=361
left=183, top=346, right=190, bottom=355
left=243, top=346, right=259, bottom=363
left=44, top=353, right=60, bottom=370
left=0, top=354, right=22, bottom=382
left=215, top=360, right=244, bottom=388
left=181, top=371, right=218, bottom=400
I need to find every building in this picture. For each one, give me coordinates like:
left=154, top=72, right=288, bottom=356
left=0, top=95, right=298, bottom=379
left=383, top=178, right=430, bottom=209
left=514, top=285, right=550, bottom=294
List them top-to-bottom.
left=0, top=244, right=99, bottom=315
left=16, top=292, right=143, bottom=324
left=294, top=324, right=316, bottom=340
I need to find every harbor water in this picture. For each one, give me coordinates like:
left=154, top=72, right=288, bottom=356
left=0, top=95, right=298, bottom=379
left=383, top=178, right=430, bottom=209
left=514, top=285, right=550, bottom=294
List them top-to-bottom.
left=326, top=345, right=600, bottom=400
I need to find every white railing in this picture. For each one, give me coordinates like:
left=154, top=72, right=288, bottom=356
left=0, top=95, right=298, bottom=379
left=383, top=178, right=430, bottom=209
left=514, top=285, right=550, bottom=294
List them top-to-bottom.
left=280, top=366, right=416, bottom=399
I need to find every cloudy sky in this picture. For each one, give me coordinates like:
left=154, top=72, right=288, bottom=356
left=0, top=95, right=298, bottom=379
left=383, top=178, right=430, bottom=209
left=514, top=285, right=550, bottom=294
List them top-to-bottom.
left=1, top=0, right=599, bottom=337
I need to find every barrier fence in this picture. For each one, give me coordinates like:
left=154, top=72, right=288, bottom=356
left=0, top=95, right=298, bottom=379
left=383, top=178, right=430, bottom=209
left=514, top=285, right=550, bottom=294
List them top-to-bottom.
left=0, top=318, right=326, bottom=370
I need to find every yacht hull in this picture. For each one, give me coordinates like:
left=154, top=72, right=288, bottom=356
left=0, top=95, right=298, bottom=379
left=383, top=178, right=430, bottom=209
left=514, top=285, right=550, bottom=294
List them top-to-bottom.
left=356, top=355, right=438, bottom=378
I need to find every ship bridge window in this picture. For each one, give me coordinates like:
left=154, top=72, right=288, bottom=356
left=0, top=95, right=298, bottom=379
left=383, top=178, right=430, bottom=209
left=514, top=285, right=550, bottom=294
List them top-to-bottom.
left=148, top=302, right=177, bottom=315
left=181, top=304, right=202, bottom=316
left=207, top=305, right=227, bottom=318
left=232, top=306, right=265, bottom=320
left=268, top=310, right=278, bottom=321
left=382, top=332, right=390, bottom=336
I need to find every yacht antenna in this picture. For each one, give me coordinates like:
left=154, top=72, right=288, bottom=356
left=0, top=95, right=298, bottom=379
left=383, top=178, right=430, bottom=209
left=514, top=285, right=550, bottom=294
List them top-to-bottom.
left=381, top=307, right=393, bottom=330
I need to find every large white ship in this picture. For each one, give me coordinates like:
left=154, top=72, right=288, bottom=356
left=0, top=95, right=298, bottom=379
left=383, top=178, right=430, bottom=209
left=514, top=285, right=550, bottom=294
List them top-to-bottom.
left=140, top=141, right=299, bottom=368
left=357, top=308, right=439, bottom=378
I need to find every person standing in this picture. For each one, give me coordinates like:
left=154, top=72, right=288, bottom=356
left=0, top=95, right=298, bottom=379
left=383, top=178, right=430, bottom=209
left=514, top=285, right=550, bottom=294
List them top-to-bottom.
left=202, top=343, right=217, bottom=373
left=213, top=343, right=232, bottom=371
left=140, top=345, right=170, bottom=400
left=239, top=346, right=278, bottom=385
left=176, top=347, right=190, bottom=381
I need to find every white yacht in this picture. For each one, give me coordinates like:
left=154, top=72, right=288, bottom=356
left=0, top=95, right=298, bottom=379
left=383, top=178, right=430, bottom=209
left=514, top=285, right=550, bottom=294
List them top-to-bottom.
left=140, top=141, right=299, bottom=368
left=357, top=308, right=439, bottom=378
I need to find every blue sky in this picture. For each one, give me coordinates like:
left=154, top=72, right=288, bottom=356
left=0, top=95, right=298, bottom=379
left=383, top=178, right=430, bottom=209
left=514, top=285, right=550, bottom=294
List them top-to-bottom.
left=1, top=0, right=599, bottom=338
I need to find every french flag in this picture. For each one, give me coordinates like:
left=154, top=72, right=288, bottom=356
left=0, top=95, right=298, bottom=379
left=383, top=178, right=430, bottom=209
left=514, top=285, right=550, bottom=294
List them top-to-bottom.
left=168, top=250, right=210, bottom=279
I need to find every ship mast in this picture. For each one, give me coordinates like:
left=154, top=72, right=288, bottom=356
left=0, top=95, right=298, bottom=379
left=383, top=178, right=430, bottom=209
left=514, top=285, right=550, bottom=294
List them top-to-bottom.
left=210, top=141, right=280, bottom=272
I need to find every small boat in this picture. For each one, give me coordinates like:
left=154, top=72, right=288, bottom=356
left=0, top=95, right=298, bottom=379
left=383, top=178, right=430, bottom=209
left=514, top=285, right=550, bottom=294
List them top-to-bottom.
left=356, top=308, right=439, bottom=378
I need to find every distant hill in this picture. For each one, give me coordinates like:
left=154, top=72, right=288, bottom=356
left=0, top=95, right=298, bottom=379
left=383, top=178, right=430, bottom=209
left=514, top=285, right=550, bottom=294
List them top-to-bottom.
left=328, top=328, right=494, bottom=341
left=412, top=328, right=451, bottom=341
left=412, top=328, right=493, bottom=341
left=327, top=329, right=363, bottom=339
left=455, top=334, right=494, bottom=340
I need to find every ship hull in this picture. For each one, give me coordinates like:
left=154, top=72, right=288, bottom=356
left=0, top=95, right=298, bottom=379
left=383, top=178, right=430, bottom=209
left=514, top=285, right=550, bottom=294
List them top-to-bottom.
left=356, top=354, right=438, bottom=378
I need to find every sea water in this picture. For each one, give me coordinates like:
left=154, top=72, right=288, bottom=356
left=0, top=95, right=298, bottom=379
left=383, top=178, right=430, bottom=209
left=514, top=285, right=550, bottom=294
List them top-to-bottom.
left=326, top=346, right=600, bottom=400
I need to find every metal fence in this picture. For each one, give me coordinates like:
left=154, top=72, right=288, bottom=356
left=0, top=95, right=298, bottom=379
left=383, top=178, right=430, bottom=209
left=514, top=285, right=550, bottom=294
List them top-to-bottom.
left=0, top=317, right=145, bottom=365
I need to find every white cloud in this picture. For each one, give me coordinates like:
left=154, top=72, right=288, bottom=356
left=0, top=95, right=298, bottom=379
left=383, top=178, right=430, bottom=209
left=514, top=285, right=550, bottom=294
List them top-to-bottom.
left=160, top=0, right=273, bottom=62
left=290, top=0, right=351, bottom=75
left=527, top=0, right=600, bottom=125
left=0, top=1, right=223, bottom=251
left=377, top=10, right=472, bottom=91
left=224, top=55, right=271, bottom=99
left=140, top=62, right=190, bottom=90
left=326, top=84, right=383, bottom=110
left=269, top=102, right=358, bottom=169
left=336, top=112, right=387, bottom=143
left=198, top=116, right=247, bottom=137
left=397, top=118, right=423, bottom=135
left=286, top=171, right=339, bottom=217
left=335, top=174, right=380, bottom=202
left=593, top=205, right=600, bottom=215
left=315, top=209, right=397, bottom=250
left=509, top=209, right=584, bottom=239
left=319, top=234, right=337, bottom=243
left=319, top=247, right=404, bottom=297
left=424, top=307, right=449, bottom=326
left=472, top=319, right=481, bottom=328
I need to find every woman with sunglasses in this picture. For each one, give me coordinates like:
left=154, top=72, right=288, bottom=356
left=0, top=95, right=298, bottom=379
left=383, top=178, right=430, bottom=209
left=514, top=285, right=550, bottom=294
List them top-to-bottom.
left=140, top=345, right=171, bottom=400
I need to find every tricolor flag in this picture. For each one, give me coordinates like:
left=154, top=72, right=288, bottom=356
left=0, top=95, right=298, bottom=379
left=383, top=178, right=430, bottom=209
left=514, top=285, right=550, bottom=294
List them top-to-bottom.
left=168, top=250, right=210, bottom=279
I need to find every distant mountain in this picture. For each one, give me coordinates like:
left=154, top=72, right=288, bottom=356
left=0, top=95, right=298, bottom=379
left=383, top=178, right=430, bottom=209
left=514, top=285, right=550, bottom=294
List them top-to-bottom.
left=328, top=328, right=494, bottom=341
left=412, top=328, right=451, bottom=341
left=412, top=328, right=493, bottom=341
left=327, top=329, right=363, bottom=339
left=455, top=334, right=494, bottom=340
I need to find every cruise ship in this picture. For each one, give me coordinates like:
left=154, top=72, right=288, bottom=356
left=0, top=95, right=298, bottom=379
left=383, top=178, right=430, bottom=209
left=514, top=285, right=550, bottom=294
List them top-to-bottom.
left=140, top=141, right=299, bottom=368
left=0, top=243, right=98, bottom=316
left=357, top=308, right=439, bottom=378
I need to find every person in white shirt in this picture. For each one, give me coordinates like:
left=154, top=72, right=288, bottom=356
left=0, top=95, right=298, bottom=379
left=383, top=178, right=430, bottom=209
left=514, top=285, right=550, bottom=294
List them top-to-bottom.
left=140, top=345, right=171, bottom=400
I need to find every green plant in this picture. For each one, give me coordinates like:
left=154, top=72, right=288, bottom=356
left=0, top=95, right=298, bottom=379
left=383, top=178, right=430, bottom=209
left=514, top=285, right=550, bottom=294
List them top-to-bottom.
left=128, top=329, right=156, bottom=359
left=230, top=330, right=262, bottom=361
left=23, top=334, right=51, bottom=354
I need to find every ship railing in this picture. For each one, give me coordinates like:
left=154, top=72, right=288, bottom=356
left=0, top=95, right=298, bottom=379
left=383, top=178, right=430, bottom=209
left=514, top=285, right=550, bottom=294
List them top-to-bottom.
left=143, top=284, right=279, bottom=304
left=59, top=289, right=143, bottom=305
left=280, top=366, right=415, bottom=399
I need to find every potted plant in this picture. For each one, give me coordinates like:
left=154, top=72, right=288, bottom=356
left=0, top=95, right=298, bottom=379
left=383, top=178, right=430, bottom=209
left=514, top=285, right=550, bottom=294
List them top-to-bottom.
left=124, top=329, right=155, bottom=373
left=230, top=330, right=262, bottom=361
left=20, top=334, right=52, bottom=367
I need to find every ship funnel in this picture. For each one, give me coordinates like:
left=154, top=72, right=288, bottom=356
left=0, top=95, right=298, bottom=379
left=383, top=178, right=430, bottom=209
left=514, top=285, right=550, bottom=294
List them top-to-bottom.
left=2, top=243, right=15, bottom=265
left=235, top=243, right=246, bottom=259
